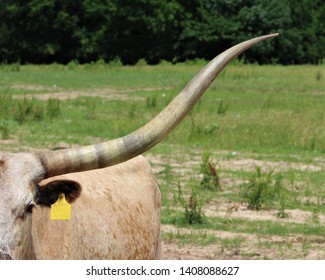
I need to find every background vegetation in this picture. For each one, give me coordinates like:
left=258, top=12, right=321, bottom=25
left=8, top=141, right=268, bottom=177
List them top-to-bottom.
left=0, top=0, right=324, bottom=65
left=0, top=61, right=324, bottom=259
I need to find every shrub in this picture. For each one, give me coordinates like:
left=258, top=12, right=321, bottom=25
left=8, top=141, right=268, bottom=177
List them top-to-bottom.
left=108, top=57, right=123, bottom=67
left=135, top=58, right=147, bottom=66
left=67, top=60, right=79, bottom=70
left=0, top=62, right=20, bottom=72
left=14, top=97, right=44, bottom=123
left=199, top=152, right=221, bottom=191
left=241, top=166, right=288, bottom=214
left=177, top=182, right=205, bottom=224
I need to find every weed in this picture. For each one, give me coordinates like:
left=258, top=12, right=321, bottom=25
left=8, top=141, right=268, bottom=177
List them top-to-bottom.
left=108, top=57, right=123, bottom=67
left=95, top=58, right=106, bottom=66
left=136, top=58, right=147, bottom=66
left=67, top=60, right=79, bottom=70
left=159, top=60, right=172, bottom=66
left=0, top=62, right=20, bottom=72
left=49, top=62, right=65, bottom=71
left=0, top=94, right=62, bottom=127
left=0, top=95, right=13, bottom=117
left=146, top=95, right=157, bottom=109
left=260, top=95, right=273, bottom=112
left=14, top=97, right=44, bottom=123
left=47, top=98, right=61, bottom=119
left=85, top=98, right=98, bottom=120
left=217, top=99, right=229, bottom=115
left=128, top=103, right=138, bottom=118
left=188, top=115, right=218, bottom=140
left=0, top=120, right=10, bottom=139
left=308, top=134, right=317, bottom=151
left=199, top=151, right=221, bottom=191
left=240, top=166, right=288, bottom=212
left=177, top=182, right=205, bottom=224
left=277, top=186, right=290, bottom=218
left=310, top=200, right=322, bottom=224
left=311, top=207, right=320, bottom=224
left=163, top=230, right=218, bottom=246
left=219, top=236, right=245, bottom=249
left=301, top=238, right=309, bottom=257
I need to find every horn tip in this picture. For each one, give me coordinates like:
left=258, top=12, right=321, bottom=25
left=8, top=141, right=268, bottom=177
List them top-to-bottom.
left=268, top=33, right=280, bottom=38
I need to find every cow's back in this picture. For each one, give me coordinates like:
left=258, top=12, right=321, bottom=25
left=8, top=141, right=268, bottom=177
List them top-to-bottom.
left=31, top=156, right=161, bottom=259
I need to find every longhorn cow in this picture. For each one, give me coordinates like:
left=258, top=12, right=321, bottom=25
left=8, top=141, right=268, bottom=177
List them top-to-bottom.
left=0, top=34, right=278, bottom=260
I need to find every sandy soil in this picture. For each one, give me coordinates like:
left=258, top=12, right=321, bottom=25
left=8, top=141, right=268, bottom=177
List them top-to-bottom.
left=11, top=84, right=171, bottom=101
left=146, top=152, right=325, bottom=260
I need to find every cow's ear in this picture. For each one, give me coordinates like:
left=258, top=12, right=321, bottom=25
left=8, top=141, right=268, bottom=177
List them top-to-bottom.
left=36, top=180, right=82, bottom=207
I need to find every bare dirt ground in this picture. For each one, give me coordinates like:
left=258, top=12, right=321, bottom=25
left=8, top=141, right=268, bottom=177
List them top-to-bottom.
left=11, top=84, right=171, bottom=101
left=146, top=152, right=325, bottom=260
left=161, top=224, right=325, bottom=260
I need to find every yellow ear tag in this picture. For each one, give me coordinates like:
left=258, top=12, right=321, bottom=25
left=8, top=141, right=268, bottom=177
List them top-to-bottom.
left=50, top=193, right=71, bottom=220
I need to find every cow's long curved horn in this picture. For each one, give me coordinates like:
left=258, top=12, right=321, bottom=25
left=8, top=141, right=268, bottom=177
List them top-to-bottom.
left=38, top=34, right=279, bottom=178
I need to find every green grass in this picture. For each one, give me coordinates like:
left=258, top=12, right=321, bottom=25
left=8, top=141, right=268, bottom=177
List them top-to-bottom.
left=1, top=62, right=324, bottom=259
left=0, top=63, right=192, bottom=92
left=1, top=63, right=324, bottom=155
left=161, top=209, right=325, bottom=236
left=162, top=230, right=245, bottom=247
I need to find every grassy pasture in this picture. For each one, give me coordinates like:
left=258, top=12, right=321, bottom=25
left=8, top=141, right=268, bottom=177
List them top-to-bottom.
left=0, top=61, right=324, bottom=259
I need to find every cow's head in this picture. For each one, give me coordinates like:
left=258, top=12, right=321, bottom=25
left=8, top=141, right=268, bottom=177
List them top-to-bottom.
left=0, top=34, right=278, bottom=259
left=0, top=152, right=81, bottom=259
left=0, top=152, right=43, bottom=259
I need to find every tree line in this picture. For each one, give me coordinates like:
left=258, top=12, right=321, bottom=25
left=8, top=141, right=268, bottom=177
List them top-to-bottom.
left=0, top=0, right=324, bottom=65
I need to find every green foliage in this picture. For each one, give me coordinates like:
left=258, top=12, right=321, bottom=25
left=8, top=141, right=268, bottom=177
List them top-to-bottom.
left=0, top=0, right=323, bottom=64
left=108, top=57, right=123, bottom=67
left=135, top=58, right=148, bottom=66
left=67, top=60, right=79, bottom=70
left=0, top=62, right=20, bottom=72
left=0, top=64, right=324, bottom=153
left=0, top=94, right=61, bottom=126
left=0, top=95, right=13, bottom=117
left=146, top=95, right=157, bottom=109
left=14, top=97, right=45, bottom=124
left=84, top=97, right=98, bottom=120
left=47, top=98, right=60, bottom=118
left=217, top=99, right=228, bottom=115
left=188, top=114, right=219, bottom=141
left=0, top=120, right=11, bottom=139
left=177, top=151, right=221, bottom=224
left=199, top=152, right=221, bottom=191
left=240, top=166, right=288, bottom=214
left=177, top=182, right=206, bottom=224
left=277, top=185, right=290, bottom=218
left=311, top=207, right=320, bottom=224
